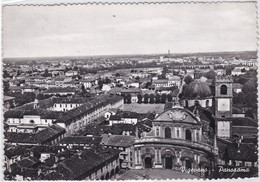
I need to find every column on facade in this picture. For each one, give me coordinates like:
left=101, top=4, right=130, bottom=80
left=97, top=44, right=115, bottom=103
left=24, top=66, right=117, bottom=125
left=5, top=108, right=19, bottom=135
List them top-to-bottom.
left=159, top=125, right=162, bottom=137
left=171, top=126, right=175, bottom=138
left=174, top=127, right=177, bottom=138
left=155, top=148, right=158, bottom=163
left=158, top=148, right=162, bottom=163
left=134, top=149, right=138, bottom=164
left=138, top=149, right=141, bottom=165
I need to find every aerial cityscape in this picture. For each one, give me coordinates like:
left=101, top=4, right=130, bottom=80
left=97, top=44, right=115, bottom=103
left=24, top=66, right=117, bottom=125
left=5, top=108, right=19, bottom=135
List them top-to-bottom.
left=2, top=2, right=258, bottom=181
left=3, top=51, right=258, bottom=180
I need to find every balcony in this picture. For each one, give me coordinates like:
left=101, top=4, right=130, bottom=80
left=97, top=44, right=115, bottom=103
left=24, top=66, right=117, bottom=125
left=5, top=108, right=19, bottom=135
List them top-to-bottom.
left=134, top=137, right=216, bottom=154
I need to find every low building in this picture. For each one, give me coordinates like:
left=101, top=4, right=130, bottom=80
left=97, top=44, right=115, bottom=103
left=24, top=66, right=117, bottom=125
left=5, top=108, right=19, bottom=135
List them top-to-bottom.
left=65, top=70, right=78, bottom=77
left=21, top=86, right=39, bottom=94
left=43, top=87, right=77, bottom=96
left=54, top=95, right=124, bottom=136
left=51, top=97, right=89, bottom=111
left=5, top=108, right=64, bottom=133
left=5, top=124, right=66, bottom=145
left=101, top=134, right=135, bottom=169
left=58, top=136, right=102, bottom=149
left=43, top=148, right=121, bottom=180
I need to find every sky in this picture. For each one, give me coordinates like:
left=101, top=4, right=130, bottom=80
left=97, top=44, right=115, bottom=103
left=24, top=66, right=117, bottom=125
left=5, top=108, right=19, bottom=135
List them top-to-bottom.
left=2, top=2, right=258, bottom=58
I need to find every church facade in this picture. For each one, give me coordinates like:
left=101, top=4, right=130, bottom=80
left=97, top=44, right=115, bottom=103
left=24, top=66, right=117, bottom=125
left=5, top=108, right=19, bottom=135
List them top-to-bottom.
left=133, top=106, right=218, bottom=177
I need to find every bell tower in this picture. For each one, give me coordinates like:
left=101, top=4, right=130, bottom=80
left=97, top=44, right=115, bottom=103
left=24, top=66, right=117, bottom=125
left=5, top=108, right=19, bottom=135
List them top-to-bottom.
left=215, top=75, right=233, bottom=138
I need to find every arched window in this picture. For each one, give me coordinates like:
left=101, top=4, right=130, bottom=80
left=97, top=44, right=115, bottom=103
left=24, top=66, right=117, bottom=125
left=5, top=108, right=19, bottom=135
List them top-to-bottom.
left=220, top=85, right=227, bottom=95
left=185, top=100, right=189, bottom=107
left=206, top=100, right=209, bottom=107
left=30, top=120, right=35, bottom=124
left=165, top=127, right=171, bottom=138
left=185, top=129, right=192, bottom=140
left=177, top=130, right=180, bottom=138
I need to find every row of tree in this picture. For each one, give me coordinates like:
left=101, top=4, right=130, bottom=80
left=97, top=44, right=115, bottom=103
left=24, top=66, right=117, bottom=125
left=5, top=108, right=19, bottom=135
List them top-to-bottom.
left=123, top=93, right=173, bottom=104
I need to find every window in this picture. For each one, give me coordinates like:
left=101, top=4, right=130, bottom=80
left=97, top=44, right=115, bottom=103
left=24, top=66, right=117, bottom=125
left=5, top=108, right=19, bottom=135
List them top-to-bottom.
left=220, top=85, right=227, bottom=95
left=185, top=100, right=189, bottom=107
left=206, top=100, right=209, bottom=107
left=30, top=120, right=35, bottom=124
left=165, top=127, right=171, bottom=138
left=156, top=128, right=159, bottom=136
left=185, top=129, right=192, bottom=140
left=177, top=130, right=180, bottom=138
left=196, top=133, right=199, bottom=141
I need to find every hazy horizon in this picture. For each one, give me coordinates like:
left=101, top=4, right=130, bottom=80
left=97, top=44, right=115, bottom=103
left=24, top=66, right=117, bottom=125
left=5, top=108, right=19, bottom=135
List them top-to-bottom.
left=3, top=50, right=257, bottom=61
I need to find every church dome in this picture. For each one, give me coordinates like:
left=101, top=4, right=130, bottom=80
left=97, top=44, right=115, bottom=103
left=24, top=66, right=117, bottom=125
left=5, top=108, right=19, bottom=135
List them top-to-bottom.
left=183, top=80, right=212, bottom=99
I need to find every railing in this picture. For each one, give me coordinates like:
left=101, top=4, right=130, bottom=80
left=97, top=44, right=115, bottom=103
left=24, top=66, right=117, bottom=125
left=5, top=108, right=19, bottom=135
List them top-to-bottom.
left=134, top=137, right=216, bottom=153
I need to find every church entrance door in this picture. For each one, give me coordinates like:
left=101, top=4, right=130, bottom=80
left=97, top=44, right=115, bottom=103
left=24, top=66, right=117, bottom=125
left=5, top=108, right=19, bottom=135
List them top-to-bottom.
left=145, top=157, right=152, bottom=168
left=165, top=157, right=172, bottom=169
left=185, top=159, right=192, bottom=170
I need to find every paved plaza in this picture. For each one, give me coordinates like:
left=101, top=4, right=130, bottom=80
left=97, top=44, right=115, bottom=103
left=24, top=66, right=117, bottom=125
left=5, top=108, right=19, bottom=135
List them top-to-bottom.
left=116, top=169, right=200, bottom=180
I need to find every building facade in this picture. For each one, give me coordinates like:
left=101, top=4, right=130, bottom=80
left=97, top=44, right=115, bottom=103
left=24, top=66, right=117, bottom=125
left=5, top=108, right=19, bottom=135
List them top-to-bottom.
left=133, top=106, right=218, bottom=178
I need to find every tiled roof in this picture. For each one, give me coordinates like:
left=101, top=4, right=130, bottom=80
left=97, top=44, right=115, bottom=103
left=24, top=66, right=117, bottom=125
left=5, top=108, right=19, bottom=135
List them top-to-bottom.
left=154, top=79, right=168, bottom=84
left=233, top=83, right=243, bottom=89
left=43, top=87, right=77, bottom=93
left=4, top=95, right=15, bottom=102
left=54, top=95, right=123, bottom=126
left=53, top=97, right=90, bottom=104
left=4, top=108, right=64, bottom=119
left=232, top=117, right=258, bottom=127
left=5, top=124, right=65, bottom=144
left=100, top=134, right=135, bottom=147
left=59, top=136, right=102, bottom=145
left=226, top=143, right=258, bottom=162
left=5, top=145, right=32, bottom=158
left=46, top=148, right=121, bottom=180
left=17, top=157, right=38, bottom=168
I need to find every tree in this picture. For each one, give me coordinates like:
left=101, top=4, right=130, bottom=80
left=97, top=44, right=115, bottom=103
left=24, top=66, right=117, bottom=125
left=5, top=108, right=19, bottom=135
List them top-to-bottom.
left=225, top=65, right=235, bottom=75
left=241, top=68, right=246, bottom=72
left=42, top=69, right=51, bottom=77
left=204, top=69, right=216, bottom=80
left=3, top=70, right=10, bottom=78
left=184, top=75, right=193, bottom=85
left=105, top=77, right=111, bottom=84
left=237, top=77, right=248, bottom=85
left=98, top=78, right=103, bottom=90
left=242, top=78, right=257, bottom=93
left=3, top=81, right=10, bottom=94
left=145, top=82, right=152, bottom=89
left=81, top=84, right=86, bottom=93
left=36, top=93, right=52, bottom=100
left=126, top=94, right=132, bottom=104
left=137, top=94, right=143, bottom=103
left=144, top=94, right=149, bottom=104
left=149, top=94, right=155, bottom=104
left=155, top=94, right=161, bottom=103
left=161, top=94, right=167, bottom=103
left=167, top=94, right=173, bottom=102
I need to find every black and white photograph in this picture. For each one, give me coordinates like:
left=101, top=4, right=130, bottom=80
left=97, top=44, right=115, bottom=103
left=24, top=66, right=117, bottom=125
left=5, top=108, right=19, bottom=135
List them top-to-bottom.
left=2, top=1, right=259, bottom=180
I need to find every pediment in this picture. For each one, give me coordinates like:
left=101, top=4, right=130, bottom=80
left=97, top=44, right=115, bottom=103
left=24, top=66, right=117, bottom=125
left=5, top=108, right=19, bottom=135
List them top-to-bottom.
left=154, top=108, right=198, bottom=124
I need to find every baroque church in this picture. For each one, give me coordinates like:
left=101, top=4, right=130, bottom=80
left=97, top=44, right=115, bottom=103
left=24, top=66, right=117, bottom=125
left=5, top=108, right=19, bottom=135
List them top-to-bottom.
left=132, top=75, right=244, bottom=178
